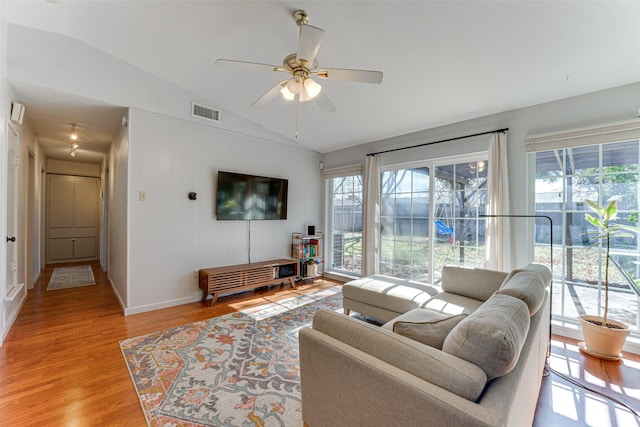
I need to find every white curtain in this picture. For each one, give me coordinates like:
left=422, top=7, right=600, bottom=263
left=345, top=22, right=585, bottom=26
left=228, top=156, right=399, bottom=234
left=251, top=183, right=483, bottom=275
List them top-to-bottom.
left=485, top=132, right=512, bottom=271
left=362, top=155, right=380, bottom=276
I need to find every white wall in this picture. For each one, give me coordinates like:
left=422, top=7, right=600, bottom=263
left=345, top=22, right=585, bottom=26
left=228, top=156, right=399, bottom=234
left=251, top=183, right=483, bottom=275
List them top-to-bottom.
left=0, top=5, right=32, bottom=344
left=322, top=81, right=640, bottom=268
left=125, top=108, right=322, bottom=314
left=19, top=117, right=41, bottom=290
left=108, top=122, right=129, bottom=309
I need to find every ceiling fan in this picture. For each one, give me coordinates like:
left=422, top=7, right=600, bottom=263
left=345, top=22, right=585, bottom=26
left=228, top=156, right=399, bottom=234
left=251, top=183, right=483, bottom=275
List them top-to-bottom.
left=215, top=10, right=383, bottom=114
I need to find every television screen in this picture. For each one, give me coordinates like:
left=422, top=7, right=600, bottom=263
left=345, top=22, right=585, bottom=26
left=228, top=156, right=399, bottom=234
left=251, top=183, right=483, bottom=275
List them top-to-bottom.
left=216, top=171, right=288, bottom=220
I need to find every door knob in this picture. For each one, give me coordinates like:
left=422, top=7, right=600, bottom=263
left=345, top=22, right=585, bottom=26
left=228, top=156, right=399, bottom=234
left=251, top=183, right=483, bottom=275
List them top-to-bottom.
left=6, top=236, right=16, bottom=242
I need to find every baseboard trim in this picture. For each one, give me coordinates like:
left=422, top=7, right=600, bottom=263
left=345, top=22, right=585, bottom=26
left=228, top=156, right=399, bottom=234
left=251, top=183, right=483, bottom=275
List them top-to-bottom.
left=322, top=271, right=353, bottom=283
left=108, top=274, right=127, bottom=314
left=1, top=294, right=27, bottom=346
left=123, top=294, right=203, bottom=316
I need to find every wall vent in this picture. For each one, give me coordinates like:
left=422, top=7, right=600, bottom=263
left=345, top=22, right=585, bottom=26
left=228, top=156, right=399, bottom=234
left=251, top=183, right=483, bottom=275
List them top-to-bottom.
left=192, top=103, right=220, bottom=123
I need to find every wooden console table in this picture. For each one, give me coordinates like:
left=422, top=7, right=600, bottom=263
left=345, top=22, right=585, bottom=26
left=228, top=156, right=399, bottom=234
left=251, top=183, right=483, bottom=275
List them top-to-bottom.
left=199, top=259, right=298, bottom=305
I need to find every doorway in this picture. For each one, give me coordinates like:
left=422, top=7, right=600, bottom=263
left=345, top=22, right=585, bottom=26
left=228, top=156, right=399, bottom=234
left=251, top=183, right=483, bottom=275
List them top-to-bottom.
left=46, top=174, right=100, bottom=263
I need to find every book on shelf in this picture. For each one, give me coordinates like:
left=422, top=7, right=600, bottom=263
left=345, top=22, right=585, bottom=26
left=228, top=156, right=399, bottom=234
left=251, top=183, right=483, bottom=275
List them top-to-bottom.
left=292, top=243, right=319, bottom=259
left=291, top=244, right=303, bottom=258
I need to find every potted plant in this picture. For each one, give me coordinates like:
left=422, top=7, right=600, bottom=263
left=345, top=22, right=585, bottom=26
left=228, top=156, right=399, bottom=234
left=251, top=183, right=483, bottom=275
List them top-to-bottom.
left=580, top=197, right=640, bottom=359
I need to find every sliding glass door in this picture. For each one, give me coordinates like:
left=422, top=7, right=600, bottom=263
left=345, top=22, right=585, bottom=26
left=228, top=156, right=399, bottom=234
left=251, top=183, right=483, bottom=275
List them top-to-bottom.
left=380, top=155, right=488, bottom=284
left=432, top=161, right=488, bottom=275
left=380, top=168, right=430, bottom=281
left=330, top=175, right=363, bottom=275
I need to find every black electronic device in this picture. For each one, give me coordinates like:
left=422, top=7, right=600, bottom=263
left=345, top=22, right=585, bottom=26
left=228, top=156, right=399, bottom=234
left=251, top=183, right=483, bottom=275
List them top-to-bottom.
left=216, top=171, right=288, bottom=220
left=277, top=264, right=296, bottom=278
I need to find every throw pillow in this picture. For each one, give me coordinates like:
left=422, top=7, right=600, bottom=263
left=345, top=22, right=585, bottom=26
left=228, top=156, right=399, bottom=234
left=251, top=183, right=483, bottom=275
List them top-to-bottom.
left=500, top=263, right=552, bottom=288
left=497, top=270, right=546, bottom=315
left=442, top=294, right=530, bottom=380
left=382, top=308, right=468, bottom=349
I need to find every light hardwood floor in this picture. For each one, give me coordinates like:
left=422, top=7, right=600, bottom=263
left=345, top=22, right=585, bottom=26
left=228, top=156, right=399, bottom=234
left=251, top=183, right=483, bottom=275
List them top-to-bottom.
left=1, top=261, right=638, bottom=426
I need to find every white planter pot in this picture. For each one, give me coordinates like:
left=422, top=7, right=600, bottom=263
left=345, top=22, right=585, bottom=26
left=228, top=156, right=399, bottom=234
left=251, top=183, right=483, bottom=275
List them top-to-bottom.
left=579, top=315, right=630, bottom=360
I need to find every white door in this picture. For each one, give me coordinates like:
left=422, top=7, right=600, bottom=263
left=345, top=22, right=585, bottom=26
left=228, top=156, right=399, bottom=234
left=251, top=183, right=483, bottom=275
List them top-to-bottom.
left=5, top=125, right=19, bottom=295
left=47, top=175, right=100, bottom=263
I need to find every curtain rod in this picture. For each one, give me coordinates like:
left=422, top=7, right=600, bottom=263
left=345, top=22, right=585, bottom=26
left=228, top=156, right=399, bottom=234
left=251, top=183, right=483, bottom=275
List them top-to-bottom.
left=366, top=128, right=509, bottom=157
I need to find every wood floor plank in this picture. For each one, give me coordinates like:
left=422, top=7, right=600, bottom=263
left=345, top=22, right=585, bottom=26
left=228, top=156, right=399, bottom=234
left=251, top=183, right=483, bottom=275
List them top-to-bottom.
left=1, top=261, right=639, bottom=426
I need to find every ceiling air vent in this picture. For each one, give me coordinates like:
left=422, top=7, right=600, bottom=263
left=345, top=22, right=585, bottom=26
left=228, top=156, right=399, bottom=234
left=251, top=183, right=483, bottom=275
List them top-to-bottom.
left=192, top=103, right=220, bottom=123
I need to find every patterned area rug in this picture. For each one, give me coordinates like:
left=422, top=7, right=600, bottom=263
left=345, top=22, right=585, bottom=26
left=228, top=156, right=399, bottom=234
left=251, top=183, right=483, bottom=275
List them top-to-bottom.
left=46, top=265, right=96, bottom=290
left=120, top=287, right=342, bottom=427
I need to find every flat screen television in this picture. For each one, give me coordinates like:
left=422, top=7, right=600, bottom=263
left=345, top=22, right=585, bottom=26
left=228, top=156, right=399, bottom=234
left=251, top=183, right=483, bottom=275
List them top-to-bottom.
left=216, top=171, right=288, bottom=220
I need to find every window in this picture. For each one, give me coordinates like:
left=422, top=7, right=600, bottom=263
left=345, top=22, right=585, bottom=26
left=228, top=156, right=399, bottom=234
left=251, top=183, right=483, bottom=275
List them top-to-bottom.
left=533, top=140, right=640, bottom=334
left=380, top=155, right=488, bottom=284
left=325, top=167, right=363, bottom=276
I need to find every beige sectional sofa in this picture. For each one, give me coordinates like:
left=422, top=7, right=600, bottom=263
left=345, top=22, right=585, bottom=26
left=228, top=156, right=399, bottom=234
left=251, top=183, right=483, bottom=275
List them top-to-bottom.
left=299, top=264, right=551, bottom=427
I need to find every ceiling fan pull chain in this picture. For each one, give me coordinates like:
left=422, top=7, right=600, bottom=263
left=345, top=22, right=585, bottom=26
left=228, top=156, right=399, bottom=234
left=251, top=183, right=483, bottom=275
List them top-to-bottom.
left=295, top=97, right=301, bottom=139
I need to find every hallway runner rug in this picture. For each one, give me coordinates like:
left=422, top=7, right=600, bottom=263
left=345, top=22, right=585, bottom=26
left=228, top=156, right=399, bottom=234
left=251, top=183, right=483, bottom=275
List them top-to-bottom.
left=46, top=265, right=96, bottom=290
left=120, top=287, right=342, bottom=427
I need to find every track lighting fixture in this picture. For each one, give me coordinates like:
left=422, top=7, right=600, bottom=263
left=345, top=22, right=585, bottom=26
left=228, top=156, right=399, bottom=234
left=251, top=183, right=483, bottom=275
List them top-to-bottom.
left=69, top=124, right=79, bottom=157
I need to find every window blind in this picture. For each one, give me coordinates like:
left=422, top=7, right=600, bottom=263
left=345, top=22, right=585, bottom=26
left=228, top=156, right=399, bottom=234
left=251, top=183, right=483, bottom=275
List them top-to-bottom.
left=525, top=118, right=640, bottom=152
left=321, top=163, right=363, bottom=179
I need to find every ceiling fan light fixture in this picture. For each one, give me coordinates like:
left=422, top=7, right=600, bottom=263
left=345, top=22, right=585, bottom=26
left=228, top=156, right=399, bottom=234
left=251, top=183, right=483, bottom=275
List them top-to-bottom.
left=286, top=76, right=303, bottom=94
left=303, top=78, right=322, bottom=98
left=280, top=85, right=295, bottom=101
left=299, top=90, right=311, bottom=103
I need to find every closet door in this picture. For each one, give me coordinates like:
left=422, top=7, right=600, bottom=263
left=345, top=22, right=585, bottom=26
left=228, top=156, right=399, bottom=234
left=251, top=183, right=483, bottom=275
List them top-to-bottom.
left=47, top=175, right=99, bottom=263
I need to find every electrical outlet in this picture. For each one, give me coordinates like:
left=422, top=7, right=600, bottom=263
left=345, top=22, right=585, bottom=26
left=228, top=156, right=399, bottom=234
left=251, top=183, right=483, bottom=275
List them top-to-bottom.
left=193, top=270, right=199, bottom=279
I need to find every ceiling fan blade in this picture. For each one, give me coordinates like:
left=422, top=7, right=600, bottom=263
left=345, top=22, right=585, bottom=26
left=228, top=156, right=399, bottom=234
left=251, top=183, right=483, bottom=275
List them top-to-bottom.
left=297, top=25, right=325, bottom=64
left=216, top=59, right=283, bottom=73
left=315, top=68, right=383, bottom=84
left=251, top=80, right=288, bottom=108
left=313, top=89, right=336, bottom=114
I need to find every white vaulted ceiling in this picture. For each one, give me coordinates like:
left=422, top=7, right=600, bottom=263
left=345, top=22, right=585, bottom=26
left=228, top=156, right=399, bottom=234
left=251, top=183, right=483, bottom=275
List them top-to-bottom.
left=3, top=1, right=640, bottom=159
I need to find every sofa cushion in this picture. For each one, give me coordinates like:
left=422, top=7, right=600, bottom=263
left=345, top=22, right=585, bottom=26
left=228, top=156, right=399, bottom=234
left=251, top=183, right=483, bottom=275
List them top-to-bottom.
left=441, top=266, right=508, bottom=301
left=497, top=271, right=546, bottom=315
left=342, top=275, right=439, bottom=315
left=421, top=292, right=484, bottom=315
left=442, top=293, right=530, bottom=380
left=382, top=308, right=468, bottom=349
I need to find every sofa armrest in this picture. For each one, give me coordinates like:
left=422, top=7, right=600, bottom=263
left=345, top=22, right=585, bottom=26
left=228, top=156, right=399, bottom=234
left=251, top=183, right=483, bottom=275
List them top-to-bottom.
left=310, top=309, right=487, bottom=401
left=299, top=327, right=499, bottom=427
